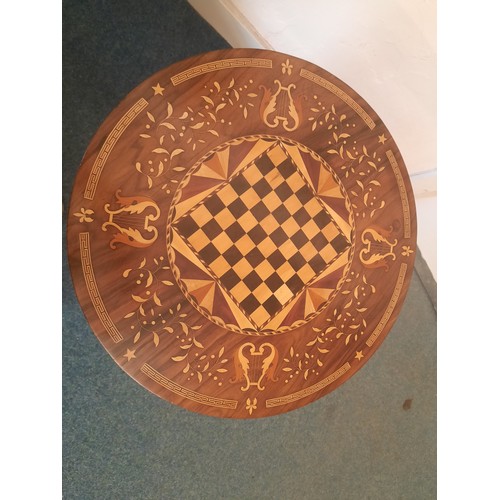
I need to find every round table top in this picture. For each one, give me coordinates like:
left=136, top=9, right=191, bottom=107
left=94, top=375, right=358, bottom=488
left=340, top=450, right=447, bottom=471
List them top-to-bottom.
left=67, top=48, right=417, bottom=418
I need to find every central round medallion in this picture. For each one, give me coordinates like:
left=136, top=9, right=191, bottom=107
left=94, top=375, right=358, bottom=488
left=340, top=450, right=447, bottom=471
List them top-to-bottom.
left=167, top=136, right=354, bottom=335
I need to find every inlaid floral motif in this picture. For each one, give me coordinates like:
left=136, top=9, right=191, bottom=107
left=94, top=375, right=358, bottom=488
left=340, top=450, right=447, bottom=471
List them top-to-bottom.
left=135, top=78, right=259, bottom=190
left=73, top=208, right=94, bottom=223
left=402, top=245, right=414, bottom=257
left=121, top=256, right=197, bottom=347
left=333, top=271, right=375, bottom=345
left=281, top=343, right=331, bottom=382
left=171, top=344, right=229, bottom=386
left=246, top=397, right=258, bottom=415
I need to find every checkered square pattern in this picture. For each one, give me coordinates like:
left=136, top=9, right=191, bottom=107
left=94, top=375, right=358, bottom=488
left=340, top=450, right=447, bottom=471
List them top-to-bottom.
left=173, top=143, right=349, bottom=326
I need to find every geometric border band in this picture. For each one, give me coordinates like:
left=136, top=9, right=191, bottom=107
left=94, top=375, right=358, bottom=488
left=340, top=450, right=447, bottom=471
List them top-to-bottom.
left=170, top=58, right=273, bottom=86
left=300, top=68, right=376, bottom=130
left=84, top=98, right=148, bottom=200
left=386, top=150, right=411, bottom=238
left=79, top=232, right=123, bottom=342
left=366, top=262, right=407, bottom=347
left=266, top=362, right=351, bottom=407
left=141, top=363, right=238, bottom=409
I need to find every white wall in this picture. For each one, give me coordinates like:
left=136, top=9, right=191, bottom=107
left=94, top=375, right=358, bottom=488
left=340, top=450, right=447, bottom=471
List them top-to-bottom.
left=189, top=0, right=437, bottom=280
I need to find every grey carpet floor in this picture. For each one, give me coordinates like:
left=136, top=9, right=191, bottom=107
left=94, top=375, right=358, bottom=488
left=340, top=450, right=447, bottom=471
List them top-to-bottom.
left=63, top=1, right=437, bottom=498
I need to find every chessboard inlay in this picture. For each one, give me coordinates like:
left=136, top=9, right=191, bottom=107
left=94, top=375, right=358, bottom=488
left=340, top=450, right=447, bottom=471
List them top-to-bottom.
left=168, top=137, right=354, bottom=334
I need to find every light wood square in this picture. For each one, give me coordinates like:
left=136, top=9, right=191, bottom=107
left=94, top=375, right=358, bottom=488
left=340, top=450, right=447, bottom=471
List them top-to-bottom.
left=267, top=144, right=288, bottom=166
left=217, top=185, right=238, bottom=205
left=240, top=187, right=260, bottom=209
left=190, top=205, right=212, bottom=227
left=216, top=207, right=236, bottom=229
left=238, top=211, right=259, bottom=232
left=260, top=214, right=280, bottom=234
left=282, top=217, right=301, bottom=237
left=303, top=219, right=320, bottom=239
left=188, top=228, right=211, bottom=251
left=212, top=231, right=233, bottom=253
left=257, top=236, right=278, bottom=258
left=211, top=255, right=231, bottom=276
left=233, top=258, right=253, bottom=278
left=255, top=259, right=275, bottom=280
left=297, top=263, right=315, bottom=283
left=231, top=281, right=252, bottom=302
left=253, top=282, right=273, bottom=303
left=275, top=283, right=294, bottom=305
left=250, top=305, right=271, bottom=324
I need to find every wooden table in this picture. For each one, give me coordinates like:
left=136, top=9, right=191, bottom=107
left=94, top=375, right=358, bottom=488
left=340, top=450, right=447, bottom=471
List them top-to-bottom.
left=67, top=49, right=417, bottom=418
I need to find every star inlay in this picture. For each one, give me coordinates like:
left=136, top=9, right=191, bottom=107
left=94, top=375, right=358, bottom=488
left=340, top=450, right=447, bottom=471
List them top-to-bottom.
left=152, top=83, right=165, bottom=96
left=123, top=349, right=136, bottom=361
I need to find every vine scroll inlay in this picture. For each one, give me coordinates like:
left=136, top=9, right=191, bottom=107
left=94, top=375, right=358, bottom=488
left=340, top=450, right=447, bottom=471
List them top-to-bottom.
left=300, top=68, right=376, bottom=130
left=266, top=362, right=351, bottom=407
left=141, top=363, right=238, bottom=409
